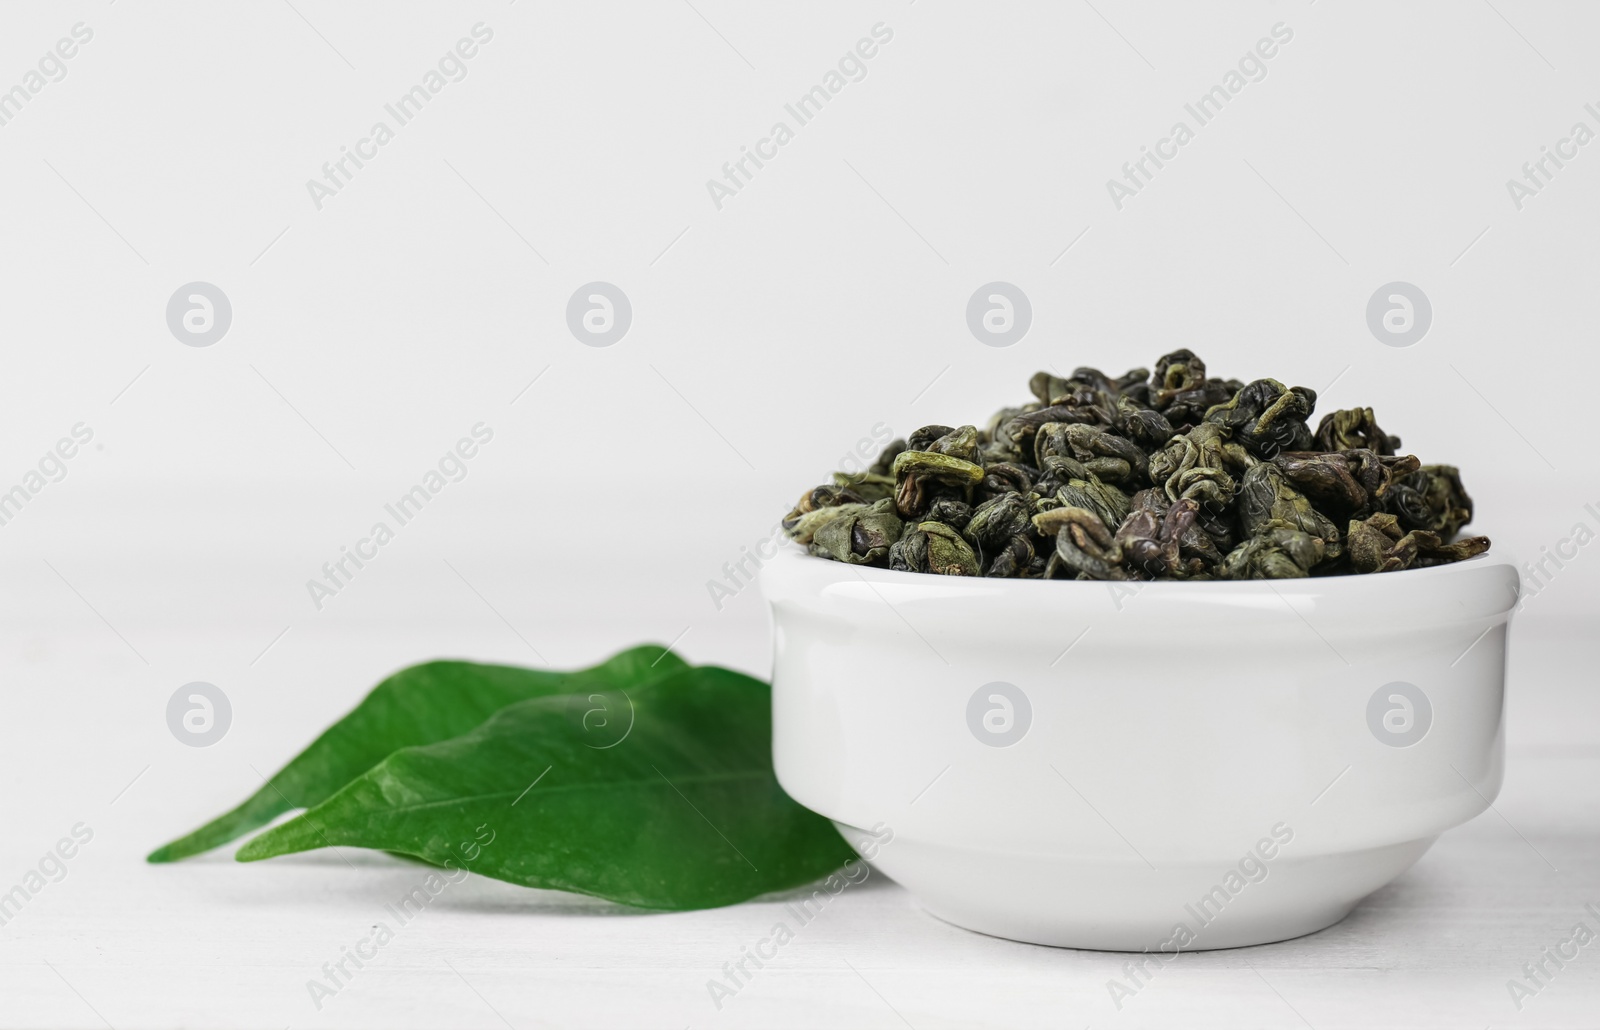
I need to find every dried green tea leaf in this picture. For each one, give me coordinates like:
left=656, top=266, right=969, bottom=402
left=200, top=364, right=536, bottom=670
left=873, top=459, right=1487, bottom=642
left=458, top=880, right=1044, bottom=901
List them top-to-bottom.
left=1205, top=378, right=1316, bottom=457
left=1314, top=407, right=1400, bottom=456
left=1149, top=423, right=1236, bottom=508
left=1237, top=463, right=1342, bottom=563
left=1383, top=464, right=1474, bottom=538
left=810, top=497, right=902, bottom=566
left=920, top=520, right=981, bottom=576
left=1223, top=526, right=1325, bottom=579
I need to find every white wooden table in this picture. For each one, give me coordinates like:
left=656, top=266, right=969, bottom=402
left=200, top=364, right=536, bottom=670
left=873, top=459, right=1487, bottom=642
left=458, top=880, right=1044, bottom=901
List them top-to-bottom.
left=2, top=620, right=1595, bottom=1029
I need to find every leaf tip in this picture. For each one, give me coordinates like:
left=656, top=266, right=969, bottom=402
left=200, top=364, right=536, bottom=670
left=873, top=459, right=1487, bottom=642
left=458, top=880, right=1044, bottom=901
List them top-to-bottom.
left=235, top=821, right=317, bottom=863
left=146, top=835, right=205, bottom=863
left=233, top=836, right=274, bottom=863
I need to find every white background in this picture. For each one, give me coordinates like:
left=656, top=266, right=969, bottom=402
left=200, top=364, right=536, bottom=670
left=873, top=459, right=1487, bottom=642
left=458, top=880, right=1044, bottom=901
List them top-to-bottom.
left=0, top=1, right=1596, bottom=1027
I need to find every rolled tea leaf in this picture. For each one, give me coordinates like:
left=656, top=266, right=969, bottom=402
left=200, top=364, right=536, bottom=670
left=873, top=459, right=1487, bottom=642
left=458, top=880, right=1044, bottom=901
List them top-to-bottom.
left=1205, top=378, right=1317, bottom=457
left=1314, top=407, right=1400, bottom=456
left=1148, top=423, right=1236, bottom=508
left=925, top=425, right=982, bottom=462
left=890, top=450, right=986, bottom=484
left=891, top=450, right=985, bottom=519
left=1269, top=451, right=1372, bottom=516
left=1236, top=462, right=1342, bottom=563
left=1383, top=464, right=1474, bottom=538
left=831, top=470, right=895, bottom=502
left=1056, top=472, right=1132, bottom=531
left=782, top=485, right=866, bottom=536
left=1116, top=492, right=1214, bottom=579
left=964, top=493, right=1032, bottom=553
left=810, top=497, right=902, bottom=566
left=924, top=498, right=973, bottom=531
left=786, top=502, right=869, bottom=545
left=1047, top=507, right=1127, bottom=580
left=1347, top=511, right=1490, bottom=573
left=1347, top=512, right=1410, bottom=573
left=919, top=520, right=981, bottom=575
left=888, top=524, right=931, bottom=573
left=1223, top=525, right=1325, bottom=579
left=985, top=534, right=1036, bottom=578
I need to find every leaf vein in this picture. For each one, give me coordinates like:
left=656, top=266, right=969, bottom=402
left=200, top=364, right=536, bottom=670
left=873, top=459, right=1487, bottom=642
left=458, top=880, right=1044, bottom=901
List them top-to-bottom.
left=350, top=768, right=772, bottom=816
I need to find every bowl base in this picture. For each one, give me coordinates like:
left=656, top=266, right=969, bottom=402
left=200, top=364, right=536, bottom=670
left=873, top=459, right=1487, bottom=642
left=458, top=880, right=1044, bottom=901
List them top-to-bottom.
left=837, top=822, right=1436, bottom=951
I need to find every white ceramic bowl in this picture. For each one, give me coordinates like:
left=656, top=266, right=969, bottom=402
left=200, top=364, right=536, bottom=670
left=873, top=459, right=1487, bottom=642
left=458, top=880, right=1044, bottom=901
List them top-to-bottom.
left=759, top=546, right=1518, bottom=951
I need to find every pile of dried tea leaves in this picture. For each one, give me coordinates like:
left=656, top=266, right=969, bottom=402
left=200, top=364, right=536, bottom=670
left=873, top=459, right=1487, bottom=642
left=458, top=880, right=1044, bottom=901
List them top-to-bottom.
left=783, top=351, right=1490, bottom=580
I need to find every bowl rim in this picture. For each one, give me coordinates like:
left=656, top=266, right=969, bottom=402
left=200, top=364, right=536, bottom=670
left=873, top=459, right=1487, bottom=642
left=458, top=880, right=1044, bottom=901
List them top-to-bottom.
left=763, top=539, right=1514, bottom=594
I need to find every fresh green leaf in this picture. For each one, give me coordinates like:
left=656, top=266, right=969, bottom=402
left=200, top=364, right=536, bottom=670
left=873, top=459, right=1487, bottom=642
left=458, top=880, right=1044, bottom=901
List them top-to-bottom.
left=148, top=645, right=687, bottom=862
left=235, top=666, right=855, bottom=911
